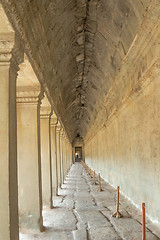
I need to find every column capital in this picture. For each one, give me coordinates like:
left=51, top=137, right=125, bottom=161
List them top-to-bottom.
left=0, top=35, right=24, bottom=72
left=0, top=40, right=14, bottom=64
left=16, top=86, right=44, bottom=105
left=40, top=93, right=52, bottom=118
left=40, top=106, right=51, bottom=118
left=50, top=110, right=57, bottom=126
left=50, top=115, right=58, bottom=127
left=56, top=121, right=61, bottom=133
left=60, top=128, right=64, bottom=138
left=63, top=133, right=67, bottom=140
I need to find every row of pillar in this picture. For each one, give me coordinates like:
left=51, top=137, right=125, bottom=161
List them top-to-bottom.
left=0, top=8, right=73, bottom=239
left=17, top=91, right=73, bottom=232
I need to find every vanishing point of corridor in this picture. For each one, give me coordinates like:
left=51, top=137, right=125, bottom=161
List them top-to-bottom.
left=20, top=163, right=160, bottom=240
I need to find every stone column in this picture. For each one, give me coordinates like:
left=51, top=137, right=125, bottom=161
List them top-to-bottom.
left=0, top=35, right=22, bottom=240
left=17, top=87, right=44, bottom=231
left=40, top=95, right=52, bottom=208
left=50, top=112, right=58, bottom=196
left=56, top=121, right=62, bottom=188
left=60, top=129, right=64, bottom=184
left=62, top=133, right=66, bottom=181
left=64, top=135, right=68, bottom=179
left=65, top=139, right=68, bottom=175
left=67, top=139, right=69, bottom=173
left=67, top=140, right=71, bottom=172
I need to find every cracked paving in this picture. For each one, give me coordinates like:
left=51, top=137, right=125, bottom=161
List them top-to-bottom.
left=20, top=163, right=160, bottom=240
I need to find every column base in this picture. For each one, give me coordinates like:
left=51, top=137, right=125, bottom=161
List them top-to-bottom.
left=52, top=187, right=58, bottom=196
left=42, top=197, right=53, bottom=209
left=19, top=214, right=44, bottom=232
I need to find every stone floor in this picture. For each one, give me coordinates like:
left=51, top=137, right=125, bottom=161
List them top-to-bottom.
left=20, top=163, right=160, bottom=240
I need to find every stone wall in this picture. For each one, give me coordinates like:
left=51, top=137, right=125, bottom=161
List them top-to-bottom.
left=85, top=1, right=160, bottom=223
left=85, top=60, right=160, bottom=223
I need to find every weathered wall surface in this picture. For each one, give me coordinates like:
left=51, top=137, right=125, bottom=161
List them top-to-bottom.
left=84, top=0, right=160, bottom=224
left=85, top=61, right=160, bottom=223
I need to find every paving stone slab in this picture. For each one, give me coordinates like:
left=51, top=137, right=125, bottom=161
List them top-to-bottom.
left=43, top=208, right=77, bottom=231
left=101, top=210, right=159, bottom=240
left=88, top=226, right=122, bottom=240
left=72, top=229, right=87, bottom=240
left=20, top=231, right=73, bottom=240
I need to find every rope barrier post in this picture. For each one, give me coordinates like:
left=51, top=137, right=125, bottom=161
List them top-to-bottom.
left=87, top=165, right=88, bottom=175
left=90, top=168, right=92, bottom=177
left=94, top=170, right=96, bottom=184
left=98, top=173, right=102, bottom=191
left=112, top=186, right=123, bottom=218
left=142, top=203, right=146, bottom=240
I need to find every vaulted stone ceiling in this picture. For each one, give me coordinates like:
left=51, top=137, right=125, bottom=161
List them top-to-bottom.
left=1, top=0, right=154, bottom=142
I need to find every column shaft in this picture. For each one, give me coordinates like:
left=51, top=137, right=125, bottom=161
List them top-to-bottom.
left=0, top=54, right=19, bottom=240
left=17, top=89, right=43, bottom=231
left=40, top=114, right=52, bottom=208
left=50, top=116, right=58, bottom=196
left=56, top=122, right=62, bottom=188
left=56, top=130, right=61, bottom=187
left=60, top=131, right=64, bottom=184
left=62, top=136, right=66, bottom=181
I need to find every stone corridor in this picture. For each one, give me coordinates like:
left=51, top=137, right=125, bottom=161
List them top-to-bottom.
left=1, top=1, right=160, bottom=239
left=20, top=163, right=160, bottom=240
